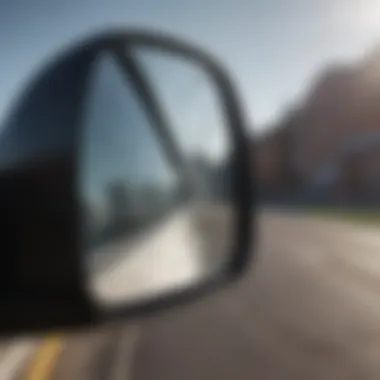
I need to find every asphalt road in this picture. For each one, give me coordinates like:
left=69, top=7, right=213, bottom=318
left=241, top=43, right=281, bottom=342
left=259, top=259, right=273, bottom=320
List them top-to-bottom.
left=8, top=209, right=380, bottom=379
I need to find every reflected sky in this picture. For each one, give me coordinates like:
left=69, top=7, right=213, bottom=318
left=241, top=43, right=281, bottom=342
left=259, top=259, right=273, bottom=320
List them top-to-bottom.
left=134, top=48, right=230, bottom=164
left=80, top=49, right=232, bottom=225
left=80, top=52, right=177, bottom=215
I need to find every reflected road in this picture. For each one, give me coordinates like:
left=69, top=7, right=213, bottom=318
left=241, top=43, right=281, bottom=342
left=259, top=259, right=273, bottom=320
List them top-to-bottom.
left=90, top=210, right=210, bottom=306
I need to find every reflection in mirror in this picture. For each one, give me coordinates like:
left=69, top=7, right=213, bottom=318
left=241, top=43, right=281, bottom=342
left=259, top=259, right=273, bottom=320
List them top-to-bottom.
left=133, top=46, right=235, bottom=270
left=79, top=49, right=234, bottom=308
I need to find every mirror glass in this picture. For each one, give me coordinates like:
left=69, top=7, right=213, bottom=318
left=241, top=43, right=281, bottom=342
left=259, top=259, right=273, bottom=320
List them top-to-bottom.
left=79, top=47, right=235, bottom=308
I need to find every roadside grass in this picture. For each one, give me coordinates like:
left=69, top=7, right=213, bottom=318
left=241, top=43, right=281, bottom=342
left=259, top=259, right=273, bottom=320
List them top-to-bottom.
left=311, top=207, right=380, bottom=226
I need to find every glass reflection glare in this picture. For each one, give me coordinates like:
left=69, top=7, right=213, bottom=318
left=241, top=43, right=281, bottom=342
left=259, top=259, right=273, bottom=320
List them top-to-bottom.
left=79, top=49, right=234, bottom=307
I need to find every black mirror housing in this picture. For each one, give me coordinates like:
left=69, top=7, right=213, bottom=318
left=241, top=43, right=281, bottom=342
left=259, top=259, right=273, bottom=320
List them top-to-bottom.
left=0, top=29, right=255, bottom=336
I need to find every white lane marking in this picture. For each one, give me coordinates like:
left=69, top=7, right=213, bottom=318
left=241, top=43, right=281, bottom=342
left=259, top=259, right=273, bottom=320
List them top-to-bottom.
left=0, top=341, right=36, bottom=380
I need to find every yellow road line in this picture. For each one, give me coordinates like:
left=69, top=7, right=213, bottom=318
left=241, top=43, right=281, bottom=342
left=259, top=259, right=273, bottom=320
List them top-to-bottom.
left=24, top=335, right=63, bottom=380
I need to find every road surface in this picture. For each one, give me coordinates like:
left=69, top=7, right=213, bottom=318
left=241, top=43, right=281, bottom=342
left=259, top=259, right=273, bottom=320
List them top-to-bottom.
left=7, top=209, right=380, bottom=379
left=90, top=211, right=205, bottom=305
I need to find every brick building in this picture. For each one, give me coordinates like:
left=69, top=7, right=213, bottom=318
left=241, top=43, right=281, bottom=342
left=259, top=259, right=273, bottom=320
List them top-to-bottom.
left=256, top=50, right=380, bottom=203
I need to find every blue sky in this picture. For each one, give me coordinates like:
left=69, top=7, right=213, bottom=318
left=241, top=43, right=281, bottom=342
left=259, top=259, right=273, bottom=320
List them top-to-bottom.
left=1, top=0, right=380, bottom=132
left=134, top=48, right=231, bottom=162
left=80, top=49, right=232, bottom=210
left=80, top=52, right=178, bottom=207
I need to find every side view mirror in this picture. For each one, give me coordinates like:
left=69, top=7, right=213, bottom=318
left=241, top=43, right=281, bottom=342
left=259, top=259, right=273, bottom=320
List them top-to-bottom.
left=0, top=29, right=254, bottom=335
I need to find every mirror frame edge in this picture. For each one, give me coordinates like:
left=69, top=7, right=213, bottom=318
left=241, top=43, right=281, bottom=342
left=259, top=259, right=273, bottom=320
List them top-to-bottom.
left=0, top=29, right=256, bottom=335
left=76, top=29, right=256, bottom=322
